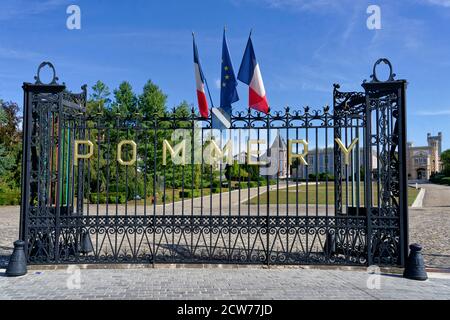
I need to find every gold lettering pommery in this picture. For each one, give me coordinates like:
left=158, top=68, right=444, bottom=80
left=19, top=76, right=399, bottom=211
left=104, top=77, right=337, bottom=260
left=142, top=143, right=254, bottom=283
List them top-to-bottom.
left=73, top=138, right=358, bottom=166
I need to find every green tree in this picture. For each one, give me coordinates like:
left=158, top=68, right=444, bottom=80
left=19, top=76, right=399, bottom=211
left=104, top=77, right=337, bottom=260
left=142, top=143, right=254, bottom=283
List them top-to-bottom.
left=88, top=80, right=111, bottom=115
left=137, top=80, right=169, bottom=188
left=138, top=80, right=167, bottom=118
left=82, top=81, right=112, bottom=197
left=112, top=81, right=137, bottom=115
left=173, top=100, right=191, bottom=117
left=0, top=101, right=22, bottom=186
left=0, top=101, right=21, bottom=148
left=0, top=102, right=7, bottom=124
left=0, top=145, right=13, bottom=177
left=442, top=149, right=450, bottom=176
left=226, top=160, right=249, bottom=180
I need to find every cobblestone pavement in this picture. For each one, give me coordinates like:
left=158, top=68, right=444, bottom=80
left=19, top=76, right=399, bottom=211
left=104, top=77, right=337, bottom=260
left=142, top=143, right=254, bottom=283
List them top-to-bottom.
left=1, top=183, right=449, bottom=269
left=409, top=184, right=450, bottom=269
left=0, top=206, right=19, bottom=268
left=0, top=267, right=449, bottom=300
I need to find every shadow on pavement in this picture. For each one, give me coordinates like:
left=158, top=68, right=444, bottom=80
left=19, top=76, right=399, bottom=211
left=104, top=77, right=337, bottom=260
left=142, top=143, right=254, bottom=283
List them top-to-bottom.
left=380, top=273, right=403, bottom=279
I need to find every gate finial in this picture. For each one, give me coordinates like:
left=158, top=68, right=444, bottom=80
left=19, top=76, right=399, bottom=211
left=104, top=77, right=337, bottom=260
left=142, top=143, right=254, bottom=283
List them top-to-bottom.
left=370, top=58, right=396, bottom=82
left=34, top=61, right=59, bottom=85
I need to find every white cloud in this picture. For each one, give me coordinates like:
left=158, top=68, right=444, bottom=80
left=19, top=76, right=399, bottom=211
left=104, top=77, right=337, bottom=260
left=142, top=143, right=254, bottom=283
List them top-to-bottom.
left=0, top=0, right=70, bottom=21
left=231, top=0, right=351, bottom=13
left=424, top=0, right=450, bottom=7
left=0, top=47, right=43, bottom=61
left=215, top=78, right=221, bottom=89
left=414, top=110, right=450, bottom=116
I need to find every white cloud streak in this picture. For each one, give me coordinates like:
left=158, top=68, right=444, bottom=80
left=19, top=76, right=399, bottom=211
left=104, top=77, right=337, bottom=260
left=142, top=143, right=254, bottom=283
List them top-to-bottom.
left=0, top=0, right=70, bottom=21
left=231, top=0, right=353, bottom=13
left=424, top=0, right=450, bottom=7
left=414, top=110, right=450, bottom=116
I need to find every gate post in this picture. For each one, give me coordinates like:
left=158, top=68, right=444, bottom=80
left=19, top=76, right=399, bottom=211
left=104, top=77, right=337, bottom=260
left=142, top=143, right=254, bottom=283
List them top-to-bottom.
left=362, top=59, right=408, bottom=266
left=18, top=62, right=87, bottom=264
left=20, top=63, right=66, bottom=263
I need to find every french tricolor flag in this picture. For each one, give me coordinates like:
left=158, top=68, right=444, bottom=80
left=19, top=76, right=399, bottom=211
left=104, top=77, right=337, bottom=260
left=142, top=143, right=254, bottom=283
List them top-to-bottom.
left=238, top=34, right=269, bottom=114
left=193, top=35, right=209, bottom=118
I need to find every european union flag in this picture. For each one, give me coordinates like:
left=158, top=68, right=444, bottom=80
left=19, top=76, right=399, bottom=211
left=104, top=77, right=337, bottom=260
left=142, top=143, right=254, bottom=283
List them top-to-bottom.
left=219, top=29, right=239, bottom=115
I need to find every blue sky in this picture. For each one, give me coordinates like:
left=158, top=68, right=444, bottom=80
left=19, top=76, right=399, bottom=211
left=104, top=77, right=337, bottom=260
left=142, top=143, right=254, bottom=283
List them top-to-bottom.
left=0, top=0, right=449, bottom=149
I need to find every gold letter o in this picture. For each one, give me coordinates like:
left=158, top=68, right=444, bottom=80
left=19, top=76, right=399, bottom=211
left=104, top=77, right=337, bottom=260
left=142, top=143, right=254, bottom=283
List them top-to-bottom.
left=117, top=140, right=137, bottom=166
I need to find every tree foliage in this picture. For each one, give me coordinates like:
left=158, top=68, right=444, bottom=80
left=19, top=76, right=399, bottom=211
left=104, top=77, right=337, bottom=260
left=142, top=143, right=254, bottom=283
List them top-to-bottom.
left=139, top=80, right=167, bottom=118
left=112, top=81, right=137, bottom=115
left=0, top=100, right=22, bottom=203
left=442, top=149, right=450, bottom=176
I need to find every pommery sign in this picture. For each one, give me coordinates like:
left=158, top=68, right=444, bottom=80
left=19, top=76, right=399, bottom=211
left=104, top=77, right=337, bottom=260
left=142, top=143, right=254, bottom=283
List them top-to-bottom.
left=74, top=129, right=358, bottom=174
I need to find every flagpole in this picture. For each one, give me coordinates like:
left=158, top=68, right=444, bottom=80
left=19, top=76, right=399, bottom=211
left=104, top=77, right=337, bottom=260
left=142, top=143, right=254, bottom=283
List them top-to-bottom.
left=192, top=31, right=215, bottom=110
left=203, top=76, right=215, bottom=109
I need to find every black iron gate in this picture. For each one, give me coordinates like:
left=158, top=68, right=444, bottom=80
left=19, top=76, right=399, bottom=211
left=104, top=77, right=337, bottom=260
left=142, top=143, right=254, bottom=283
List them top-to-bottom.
left=19, top=59, right=408, bottom=266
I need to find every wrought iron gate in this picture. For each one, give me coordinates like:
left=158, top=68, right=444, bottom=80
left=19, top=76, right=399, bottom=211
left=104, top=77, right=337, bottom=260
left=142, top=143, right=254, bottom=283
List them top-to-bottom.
left=19, top=59, right=408, bottom=266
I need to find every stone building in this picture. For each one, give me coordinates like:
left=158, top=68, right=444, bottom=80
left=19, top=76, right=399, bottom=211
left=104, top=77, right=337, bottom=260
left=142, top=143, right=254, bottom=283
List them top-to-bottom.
left=232, top=132, right=289, bottom=179
left=406, top=132, right=443, bottom=181
left=259, top=134, right=288, bottom=179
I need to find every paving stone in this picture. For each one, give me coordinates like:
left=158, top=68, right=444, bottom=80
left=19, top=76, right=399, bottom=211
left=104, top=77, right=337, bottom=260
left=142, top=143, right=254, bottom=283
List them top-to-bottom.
left=0, top=267, right=449, bottom=299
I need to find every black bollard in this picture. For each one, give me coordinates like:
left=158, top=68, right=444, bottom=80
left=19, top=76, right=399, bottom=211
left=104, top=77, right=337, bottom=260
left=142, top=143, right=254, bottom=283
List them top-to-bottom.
left=79, top=231, right=93, bottom=254
left=323, top=232, right=336, bottom=257
left=6, top=240, right=27, bottom=277
left=403, top=243, right=428, bottom=281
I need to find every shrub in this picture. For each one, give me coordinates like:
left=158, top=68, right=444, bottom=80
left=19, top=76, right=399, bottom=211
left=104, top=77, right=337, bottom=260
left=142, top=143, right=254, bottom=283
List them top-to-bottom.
left=308, top=173, right=334, bottom=181
left=319, top=173, right=334, bottom=181
left=430, top=174, right=445, bottom=184
left=441, top=177, right=450, bottom=186
left=212, top=180, right=221, bottom=188
left=258, top=180, right=267, bottom=186
left=248, top=181, right=258, bottom=188
left=237, top=182, right=248, bottom=189
left=212, top=187, right=221, bottom=194
left=0, top=190, right=20, bottom=205
left=179, top=190, right=201, bottom=198
left=89, top=192, right=127, bottom=204
left=89, top=193, right=107, bottom=204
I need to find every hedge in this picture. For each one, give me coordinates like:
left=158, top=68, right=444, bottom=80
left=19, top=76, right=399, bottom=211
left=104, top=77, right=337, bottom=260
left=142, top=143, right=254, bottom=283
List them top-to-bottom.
left=430, top=174, right=450, bottom=185
left=441, top=177, right=450, bottom=186
left=179, top=190, right=201, bottom=198
left=0, top=191, right=20, bottom=205
left=89, top=193, right=127, bottom=204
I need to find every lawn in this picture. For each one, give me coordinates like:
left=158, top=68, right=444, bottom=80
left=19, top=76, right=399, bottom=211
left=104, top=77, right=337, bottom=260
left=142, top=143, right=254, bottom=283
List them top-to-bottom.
left=248, top=182, right=419, bottom=206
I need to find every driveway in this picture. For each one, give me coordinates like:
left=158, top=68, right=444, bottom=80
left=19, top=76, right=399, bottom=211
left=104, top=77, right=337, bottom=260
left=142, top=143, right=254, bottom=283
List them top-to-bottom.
left=409, top=183, right=450, bottom=269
